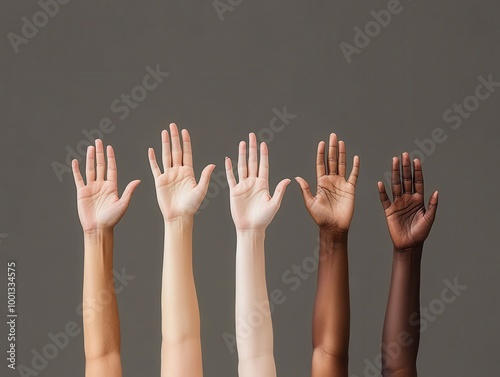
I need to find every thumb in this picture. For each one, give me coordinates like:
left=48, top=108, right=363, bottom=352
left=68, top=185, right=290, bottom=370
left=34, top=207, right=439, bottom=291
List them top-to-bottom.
left=196, top=164, right=216, bottom=196
left=295, top=176, right=314, bottom=207
left=270, top=178, right=291, bottom=209
left=119, top=180, right=141, bottom=207
left=425, top=190, right=439, bottom=224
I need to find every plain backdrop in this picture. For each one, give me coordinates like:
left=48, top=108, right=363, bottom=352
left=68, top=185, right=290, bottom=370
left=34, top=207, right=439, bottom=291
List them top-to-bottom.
left=1, top=0, right=499, bottom=376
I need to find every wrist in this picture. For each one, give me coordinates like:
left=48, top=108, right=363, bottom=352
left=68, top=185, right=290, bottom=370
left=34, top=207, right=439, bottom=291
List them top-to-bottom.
left=164, top=213, right=194, bottom=223
left=164, top=216, right=194, bottom=230
left=83, top=227, right=113, bottom=238
left=236, top=227, right=266, bottom=236
left=319, top=227, right=348, bottom=245
left=393, top=244, right=423, bottom=253
left=393, top=245, right=423, bottom=262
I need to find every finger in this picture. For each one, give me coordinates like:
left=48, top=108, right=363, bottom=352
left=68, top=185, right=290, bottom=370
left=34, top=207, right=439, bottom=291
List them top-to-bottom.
left=169, top=123, right=182, bottom=167
left=161, top=129, right=171, bottom=170
left=182, top=129, right=193, bottom=168
left=248, top=133, right=258, bottom=177
left=328, top=133, right=338, bottom=175
left=95, top=139, right=106, bottom=181
left=338, top=140, right=346, bottom=178
left=238, top=141, right=247, bottom=180
left=316, top=141, right=326, bottom=179
left=258, top=142, right=269, bottom=181
left=85, top=145, right=95, bottom=183
left=106, top=145, right=117, bottom=182
left=148, top=148, right=162, bottom=178
left=402, top=152, right=412, bottom=193
left=348, top=155, right=360, bottom=186
left=225, top=157, right=237, bottom=189
left=391, top=157, right=402, bottom=199
left=413, top=158, right=424, bottom=196
left=71, top=159, right=85, bottom=189
left=196, top=164, right=216, bottom=195
left=295, top=177, right=314, bottom=207
left=270, top=178, right=291, bottom=209
left=119, top=180, right=141, bottom=208
left=378, top=181, right=391, bottom=211
left=425, top=191, right=439, bottom=224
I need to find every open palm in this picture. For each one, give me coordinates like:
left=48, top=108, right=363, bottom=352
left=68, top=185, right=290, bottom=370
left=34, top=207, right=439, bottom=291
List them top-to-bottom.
left=149, top=124, right=215, bottom=221
left=226, top=133, right=290, bottom=231
left=296, top=133, right=360, bottom=233
left=72, top=140, right=140, bottom=233
left=378, top=153, right=438, bottom=250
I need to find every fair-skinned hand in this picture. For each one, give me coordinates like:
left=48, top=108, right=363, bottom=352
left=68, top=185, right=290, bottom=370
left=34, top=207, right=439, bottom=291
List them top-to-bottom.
left=148, top=123, right=215, bottom=222
left=225, top=133, right=290, bottom=231
left=72, top=139, right=141, bottom=233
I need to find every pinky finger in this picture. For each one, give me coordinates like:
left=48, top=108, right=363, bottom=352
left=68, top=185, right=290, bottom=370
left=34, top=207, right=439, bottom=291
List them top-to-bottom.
left=148, top=148, right=162, bottom=178
left=348, top=155, right=360, bottom=185
left=225, top=157, right=237, bottom=189
left=71, top=159, right=85, bottom=189
left=378, top=181, right=391, bottom=211
left=425, top=191, right=439, bottom=224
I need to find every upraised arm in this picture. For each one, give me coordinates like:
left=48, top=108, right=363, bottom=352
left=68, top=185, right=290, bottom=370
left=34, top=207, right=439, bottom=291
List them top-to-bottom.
left=149, top=123, right=215, bottom=377
left=225, top=133, right=290, bottom=377
left=296, top=133, right=359, bottom=377
left=72, top=140, right=140, bottom=377
left=377, top=153, right=438, bottom=377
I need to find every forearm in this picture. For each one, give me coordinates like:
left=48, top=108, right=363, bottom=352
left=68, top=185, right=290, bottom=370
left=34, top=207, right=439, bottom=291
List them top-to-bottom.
left=161, top=217, right=202, bottom=377
left=83, top=229, right=122, bottom=371
left=235, top=229, right=276, bottom=377
left=311, top=229, right=350, bottom=377
left=381, top=246, right=422, bottom=377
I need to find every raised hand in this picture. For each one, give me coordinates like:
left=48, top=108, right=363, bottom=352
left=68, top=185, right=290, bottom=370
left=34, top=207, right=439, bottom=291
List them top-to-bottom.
left=148, top=123, right=215, bottom=221
left=225, top=133, right=290, bottom=231
left=295, top=133, right=360, bottom=233
left=72, top=139, right=141, bottom=233
left=378, top=153, right=438, bottom=250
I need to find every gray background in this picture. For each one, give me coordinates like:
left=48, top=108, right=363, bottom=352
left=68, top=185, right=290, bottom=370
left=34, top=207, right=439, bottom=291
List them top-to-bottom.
left=1, top=0, right=499, bottom=376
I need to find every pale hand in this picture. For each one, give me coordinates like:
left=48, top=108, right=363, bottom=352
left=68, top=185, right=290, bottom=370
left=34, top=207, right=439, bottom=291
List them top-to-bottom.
left=149, top=123, right=215, bottom=221
left=226, top=133, right=290, bottom=231
left=72, top=139, right=140, bottom=233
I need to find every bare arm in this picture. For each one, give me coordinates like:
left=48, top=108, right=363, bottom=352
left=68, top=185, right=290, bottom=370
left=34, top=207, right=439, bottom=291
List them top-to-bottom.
left=149, top=123, right=215, bottom=377
left=226, top=133, right=290, bottom=377
left=296, top=134, right=359, bottom=377
left=72, top=140, right=140, bottom=377
left=378, top=153, right=438, bottom=377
